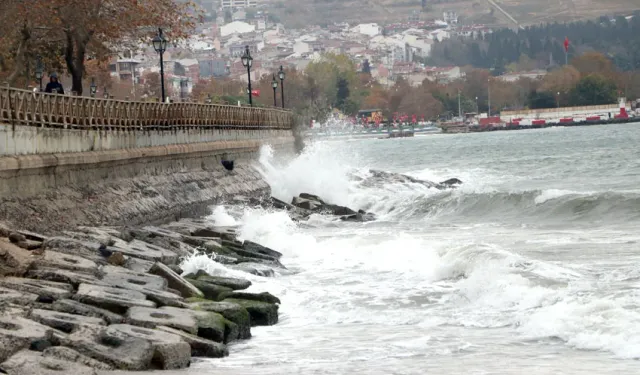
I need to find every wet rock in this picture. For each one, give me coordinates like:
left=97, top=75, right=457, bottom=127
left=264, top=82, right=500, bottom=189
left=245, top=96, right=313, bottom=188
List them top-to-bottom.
left=440, top=178, right=463, bottom=187
left=299, top=193, right=326, bottom=203
left=291, top=196, right=322, bottom=211
left=271, top=197, right=294, bottom=210
left=340, top=210, right=376, bottom=223
left=190, top=227, right=236, bottom=241
left=8, top=233, right=26, bottom=244
left=0, top=239, right=34, bottom=277
left=243, top=241, right=283, bottom=259
left=34, top=251, right=99, bottom=275
left=106, top=252, right=125, bottom=266
left=149, top=262, right=204, bottom=299
left=228, top=263, right=276, bottom=277
left=167, top=264, right=183, bottom=275
left=27, top=268, right=105, bottom=288
left=189, top=274, right=251, bottom=291
left=0, top=277, right=73, bottom=301
left=186, top=279, right=233, bottom=301
left=73, top=284, right=156, bottom=314
left=0, top=286, right=39, bottom=305
left=220, top=291, right=281, bottom=305
left=224, top=298, right=279, bottom=326
left=51, top=299, right=124, bottom=325
left=188, top=301, right=251, bottom=339
left=126, top=306, right=198, bottom=335
left=29, top=309, right=106, bottom=333
left=190, top=310, right=231, bottom=343
left=0, top=316, right=53, bottom=362
left=105, top=324, right=191, bottom=370
left=61, top=325, right=154, bottom=371
left=156, top=326, right=228, bottom=358
left=42, top=347, right=113, bottom=370
left=0, top=350, right=99, bottom=375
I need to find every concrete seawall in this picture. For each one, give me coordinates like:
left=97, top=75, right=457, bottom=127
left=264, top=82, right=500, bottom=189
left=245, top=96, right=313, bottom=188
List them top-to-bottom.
left=0, top=124, right=295, bottom=233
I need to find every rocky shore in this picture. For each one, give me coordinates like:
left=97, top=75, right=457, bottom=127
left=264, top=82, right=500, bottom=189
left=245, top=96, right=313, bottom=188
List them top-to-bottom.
left=0, top=168, right=459, bottom=374
left=0, top=219, right=284, bottom=374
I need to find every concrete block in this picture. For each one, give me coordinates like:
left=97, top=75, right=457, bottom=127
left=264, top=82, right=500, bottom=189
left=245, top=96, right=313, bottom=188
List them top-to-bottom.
left=142, top=226, right=183, bottom=240
left=190, top=226, right=237, bottom=241
left=0, top=239, right=34, bottom=277
left=107, top=240, right=174, bottom=263
left=243, top=240, right=283, bottom=259
left=34, top=251, right=99, bottom=274
left=149, top=262, right=203, bottom=299
left=101, top=265, right=167, bottom=291
left=27, top=268, right=106, bottom=288
left=189, top=273, right=252, bottom=291
left=0, top=277, right=73, bottom=301
left=74, top=284, right=156, bottom=314
left=0, top=286, right=39, bottom=305
left=225, top=298, right=279, bottom=326
left=51, top=299, right=124, bottom=325
left=188, top=300, right=251, bottom=340
left=126, top=306, right=198, bottom=335
left=29, top=309, right=106, bottom=333
left=190, top=309, right=230, bottom=343
left=0, top=316, right=53, bottom=362
left=105, top=324, right=191, bottom=370
left=61, top=325, right=154, bottom=371
left=156, top=326, right=228, bottom=358
left=42, top=347, right=113, bottom=370
left=0, top=350, right=98, bottom=375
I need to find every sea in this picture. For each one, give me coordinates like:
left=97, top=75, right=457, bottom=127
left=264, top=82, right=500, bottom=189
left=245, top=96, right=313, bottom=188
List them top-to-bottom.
left=177, top=122, right=640, bottom=375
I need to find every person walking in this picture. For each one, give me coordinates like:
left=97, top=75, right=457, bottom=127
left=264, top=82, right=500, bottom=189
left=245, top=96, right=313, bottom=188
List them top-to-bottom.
left=44, top=73, right=64, bottom=94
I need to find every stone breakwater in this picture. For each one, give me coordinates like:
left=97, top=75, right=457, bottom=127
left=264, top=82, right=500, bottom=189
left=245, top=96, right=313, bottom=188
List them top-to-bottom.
left=0, top=218, right=284, bottom=374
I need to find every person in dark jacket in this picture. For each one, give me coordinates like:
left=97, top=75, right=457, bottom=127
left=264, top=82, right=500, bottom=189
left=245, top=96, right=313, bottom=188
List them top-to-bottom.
left=44, top=73, right=64, bottom=94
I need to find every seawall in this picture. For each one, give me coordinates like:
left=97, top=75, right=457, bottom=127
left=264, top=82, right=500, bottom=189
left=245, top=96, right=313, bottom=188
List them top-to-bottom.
left=0, top=124, right=295, bottom=234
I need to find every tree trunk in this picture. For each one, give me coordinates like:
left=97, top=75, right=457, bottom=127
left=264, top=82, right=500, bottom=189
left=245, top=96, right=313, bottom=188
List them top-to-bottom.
left=7, top=25, right=30, bottom=85
left=64, top=29, right=89, bottom=95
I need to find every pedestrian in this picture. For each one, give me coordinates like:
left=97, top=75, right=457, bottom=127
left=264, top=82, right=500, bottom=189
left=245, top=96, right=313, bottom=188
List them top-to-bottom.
left=44, top=73, right=64, bottom=94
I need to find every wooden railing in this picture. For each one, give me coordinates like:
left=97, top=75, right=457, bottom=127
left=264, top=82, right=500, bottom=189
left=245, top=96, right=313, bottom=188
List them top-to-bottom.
left=0, top=86, right=294, bottom=130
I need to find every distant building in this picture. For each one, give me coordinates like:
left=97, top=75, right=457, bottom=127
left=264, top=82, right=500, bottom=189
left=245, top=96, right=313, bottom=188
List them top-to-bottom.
left=221, top=0, right=257, bottom=9
left=232, top=10, right=246, bottom=22
left=443, top=11, right=458, bottom=25
left=220, top=21, right=256, bottom=37
left=351, top=23, right=382, bottom=37
left=109, top=58, right=142, bottom=82
left=199, top=58, right=230, bottom=78
left=497, top=70, right=547, bottom=82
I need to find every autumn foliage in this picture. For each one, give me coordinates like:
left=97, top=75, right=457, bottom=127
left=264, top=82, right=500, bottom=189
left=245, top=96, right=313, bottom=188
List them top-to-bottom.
left=0, top=0, right=201, bottom=94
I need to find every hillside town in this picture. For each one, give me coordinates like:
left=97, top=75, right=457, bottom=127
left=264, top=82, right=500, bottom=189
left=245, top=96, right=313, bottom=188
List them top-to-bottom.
left=106, top=6, right=500, bottom=100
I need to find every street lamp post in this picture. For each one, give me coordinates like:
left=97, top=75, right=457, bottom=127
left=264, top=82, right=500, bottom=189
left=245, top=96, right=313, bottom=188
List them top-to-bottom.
left=152, top=28, right=168, bottom=103
left=240, top=45, right=253, bottom=107
left=35, top=57, right=44, bottom=92
left=278, top=65, right=285, bottom=108
left=271, top=74, right=278, bottom=107
left=89, top=78, right=97, bottom=98
left=557, top=92, right=560, bottom=108
left=475, top=96, right=479, bottom=114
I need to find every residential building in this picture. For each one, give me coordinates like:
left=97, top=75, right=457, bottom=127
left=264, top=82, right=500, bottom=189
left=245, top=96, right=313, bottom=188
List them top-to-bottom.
left=221, top=0, right=257, bottom=9
left=109, top=58, right=142, bottom=82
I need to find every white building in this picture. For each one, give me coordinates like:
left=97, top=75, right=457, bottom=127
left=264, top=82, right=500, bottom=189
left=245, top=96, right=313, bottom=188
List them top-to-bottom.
left=221, top=0, right=257, bottom=9
left=443, top=11, right=458, bottom=25
left=220, top=21, right=256, bottom=37
left=350, top=23, right=382, bottom=37
left=497, top=70, right=547, bottom=82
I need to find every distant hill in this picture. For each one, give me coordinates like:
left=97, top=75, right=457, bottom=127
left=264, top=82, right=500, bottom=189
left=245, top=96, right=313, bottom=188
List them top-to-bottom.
left=261, top=0, right=639, bottom=28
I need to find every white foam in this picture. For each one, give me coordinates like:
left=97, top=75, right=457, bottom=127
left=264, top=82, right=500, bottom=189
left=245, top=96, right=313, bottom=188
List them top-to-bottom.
left=207, top=205, right=239, bottom=227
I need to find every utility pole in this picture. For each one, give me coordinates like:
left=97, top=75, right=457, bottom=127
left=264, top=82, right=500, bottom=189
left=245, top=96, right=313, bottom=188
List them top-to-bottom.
left=458, top=90, right=462, bottom=119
